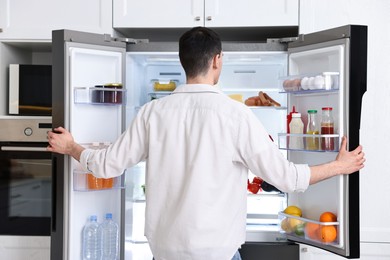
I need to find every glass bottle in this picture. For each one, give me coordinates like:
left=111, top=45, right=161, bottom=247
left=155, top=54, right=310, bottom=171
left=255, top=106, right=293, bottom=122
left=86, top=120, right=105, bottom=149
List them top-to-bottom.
left=321, top=107, right=335, bottom=150
left=306, top=110, right=319, bottom=150
left=289, top=112, right=304, bottom=150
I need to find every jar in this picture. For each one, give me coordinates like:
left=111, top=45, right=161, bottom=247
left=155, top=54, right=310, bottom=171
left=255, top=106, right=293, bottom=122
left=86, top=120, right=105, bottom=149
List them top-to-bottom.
left=92, top=83, right=123, bottom=104
left=102, top=83, right=123, bottom=104
left=321, top=107, right=335, bottom=150
left=306, top=110, right=319, bottom=150
left=289, top=112, right=304, bottom=150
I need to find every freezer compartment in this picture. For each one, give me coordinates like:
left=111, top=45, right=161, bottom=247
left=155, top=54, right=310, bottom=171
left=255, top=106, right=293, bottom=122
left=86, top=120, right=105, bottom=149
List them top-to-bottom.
left=280, top=72, right=339, bottom=92
left=74, top=86, right=126, bottom=105
left=278, top=133, right=339, bottom=152
left=73, top=170, right=124, bottom=191
left=279, top=212, right=340, bottom=247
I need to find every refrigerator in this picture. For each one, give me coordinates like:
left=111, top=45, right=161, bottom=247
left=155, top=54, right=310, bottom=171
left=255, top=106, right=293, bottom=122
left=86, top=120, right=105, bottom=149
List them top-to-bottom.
left=50, top=25, right=367, bottom=260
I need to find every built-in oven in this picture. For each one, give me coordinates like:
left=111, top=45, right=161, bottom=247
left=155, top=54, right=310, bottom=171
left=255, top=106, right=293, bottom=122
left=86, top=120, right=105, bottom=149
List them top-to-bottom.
left=0, top=116, right=52, bottom=236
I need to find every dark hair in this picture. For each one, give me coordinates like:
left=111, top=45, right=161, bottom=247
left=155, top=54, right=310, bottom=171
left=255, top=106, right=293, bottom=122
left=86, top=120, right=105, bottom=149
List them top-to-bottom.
left=179, top=27, right=222, bottom=78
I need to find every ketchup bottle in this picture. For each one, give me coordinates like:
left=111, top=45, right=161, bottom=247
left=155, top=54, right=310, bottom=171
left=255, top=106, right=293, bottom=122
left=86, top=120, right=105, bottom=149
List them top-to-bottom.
left=287, top=106, right=297, bottom=133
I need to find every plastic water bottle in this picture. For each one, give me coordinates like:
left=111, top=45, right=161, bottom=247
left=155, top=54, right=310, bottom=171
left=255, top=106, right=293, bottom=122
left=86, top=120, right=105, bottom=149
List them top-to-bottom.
left=101, top=213, right=119, bottom=260
left=82, top=215, right=102, bottom=260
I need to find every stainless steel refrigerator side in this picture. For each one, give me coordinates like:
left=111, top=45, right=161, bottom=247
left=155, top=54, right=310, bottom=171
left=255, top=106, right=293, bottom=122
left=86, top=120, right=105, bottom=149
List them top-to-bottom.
left=285, top=25, right=367, bottom=259
left=51, top=29, right=67, bottom=260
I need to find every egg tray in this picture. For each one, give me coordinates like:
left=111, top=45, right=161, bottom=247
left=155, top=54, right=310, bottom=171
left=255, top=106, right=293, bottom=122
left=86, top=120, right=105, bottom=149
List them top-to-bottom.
left=280, top=72, right=339, bottom=92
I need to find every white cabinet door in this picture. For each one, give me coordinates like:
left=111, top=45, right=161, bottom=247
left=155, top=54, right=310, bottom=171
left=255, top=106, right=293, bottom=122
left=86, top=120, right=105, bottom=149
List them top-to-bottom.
left=0, top=0, right=112, bottom=39
left=113, top=0, right=298, bottom=28
left=113, top=0, right=204, bottom=28
left=205, top=0, right=298, bottom=27
left=300, top=243, right=390, bottom=260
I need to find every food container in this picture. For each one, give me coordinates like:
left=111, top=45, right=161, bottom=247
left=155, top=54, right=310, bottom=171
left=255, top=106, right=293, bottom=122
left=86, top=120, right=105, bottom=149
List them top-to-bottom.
left=280, top=72, right=339, bottom=92
left=153, top=81, right=176, bottom=91
left=91, top=83, right=123, bottom=104
left=73, top=170, right=122, bottom=191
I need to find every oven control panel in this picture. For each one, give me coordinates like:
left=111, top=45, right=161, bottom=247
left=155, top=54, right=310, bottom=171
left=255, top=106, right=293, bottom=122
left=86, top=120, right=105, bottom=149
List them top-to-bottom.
left=0, top=116, right=52, bottom=142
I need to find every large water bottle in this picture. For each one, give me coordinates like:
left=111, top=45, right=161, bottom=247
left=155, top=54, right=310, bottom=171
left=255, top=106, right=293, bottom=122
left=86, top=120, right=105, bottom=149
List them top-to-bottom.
left=101, top=213, right=119, bottom=260
left=82, top=215, right=102, bottom=260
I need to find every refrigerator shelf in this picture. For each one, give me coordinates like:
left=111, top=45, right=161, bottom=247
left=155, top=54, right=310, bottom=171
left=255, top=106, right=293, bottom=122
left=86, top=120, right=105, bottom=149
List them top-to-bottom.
left=280, top=72, right=339, bottom=92
left=74, top=87, right=126, bottom=105
left=279, top=88, right=339, bottom=95
left=148, top=91, right=172, bottom=100
left=248, top=106, right=287, bottom=110
left=278, top=133, right=339, bottom=152
left=73, top=170, right=124, bottom=191
left=278, top=212, right=341, bottom=247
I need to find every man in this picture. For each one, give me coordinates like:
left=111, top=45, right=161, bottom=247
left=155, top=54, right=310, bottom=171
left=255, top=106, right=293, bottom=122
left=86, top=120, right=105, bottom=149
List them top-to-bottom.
left=47, top=27, right=365, bottom=260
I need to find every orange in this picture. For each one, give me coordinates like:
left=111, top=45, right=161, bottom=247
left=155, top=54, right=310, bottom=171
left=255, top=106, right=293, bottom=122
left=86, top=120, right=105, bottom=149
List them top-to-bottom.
left=319, top=212, right=337, bottom=222
left=305, top=222, right=320, bottom=241
left=319, top=225, right=337, bottom=243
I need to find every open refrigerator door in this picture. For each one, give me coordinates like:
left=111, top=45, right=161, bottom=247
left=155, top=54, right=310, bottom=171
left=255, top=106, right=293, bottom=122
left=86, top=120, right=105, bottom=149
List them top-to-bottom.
left=278, top=25, right=367, bottom=258
left=51, top=30, right=127, bottom=260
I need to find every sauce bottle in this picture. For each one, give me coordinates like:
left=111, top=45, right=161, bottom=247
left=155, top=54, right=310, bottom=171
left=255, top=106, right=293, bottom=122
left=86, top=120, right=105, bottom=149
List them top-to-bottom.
left=286, top=106, right=297, bottom=133
left=321, top=107, right=335, bottom=150
left=306, top=110, right=319, bottom=150
left=289, top=112, right=304, bottom=150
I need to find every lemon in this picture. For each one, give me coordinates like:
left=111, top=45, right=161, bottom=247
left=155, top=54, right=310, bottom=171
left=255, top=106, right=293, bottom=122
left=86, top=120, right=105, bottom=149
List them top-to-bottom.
left=283, top=205, right=302, bottom=217
left=289, top=217, right=303, bottom=229
left=281, top=218, right=293, bottom=233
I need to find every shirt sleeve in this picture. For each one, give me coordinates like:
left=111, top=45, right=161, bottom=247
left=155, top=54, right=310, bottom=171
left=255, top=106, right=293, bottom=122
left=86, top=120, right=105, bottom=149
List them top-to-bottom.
left=79, top=106, right=149, bottom=178
left=236, top=110, right=311, bottom=193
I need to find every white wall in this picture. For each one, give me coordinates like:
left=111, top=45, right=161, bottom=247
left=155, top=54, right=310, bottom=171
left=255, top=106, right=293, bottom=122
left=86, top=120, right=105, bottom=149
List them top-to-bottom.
left=299, top=0, right=390, bottom=247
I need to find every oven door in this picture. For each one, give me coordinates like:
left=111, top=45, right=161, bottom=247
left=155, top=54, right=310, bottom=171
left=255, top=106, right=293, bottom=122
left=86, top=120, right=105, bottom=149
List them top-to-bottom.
left=0, top=142, right=51, bottom=236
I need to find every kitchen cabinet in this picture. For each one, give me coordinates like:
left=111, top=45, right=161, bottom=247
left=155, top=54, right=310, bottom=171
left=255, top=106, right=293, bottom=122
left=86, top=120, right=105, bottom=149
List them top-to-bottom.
left=0, top=0, right=112, bottom=39
left=113, top=0, right=298, bottom=28
left=0, top=40, right=51, bottom=115
left=300, top=243, right=390, bottom=260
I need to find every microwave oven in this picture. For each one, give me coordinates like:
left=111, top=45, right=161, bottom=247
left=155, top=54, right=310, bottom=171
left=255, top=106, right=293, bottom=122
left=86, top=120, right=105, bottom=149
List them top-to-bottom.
left=9, top=64, right=52, bottom=116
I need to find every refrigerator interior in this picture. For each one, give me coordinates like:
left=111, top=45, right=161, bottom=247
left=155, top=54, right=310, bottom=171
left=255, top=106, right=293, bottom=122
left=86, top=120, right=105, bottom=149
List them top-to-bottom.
left=283, top=43, right=348, bottom=253
left=66, top=46, right=124, bottom=260
left=124, top=51, right=289, bottom=258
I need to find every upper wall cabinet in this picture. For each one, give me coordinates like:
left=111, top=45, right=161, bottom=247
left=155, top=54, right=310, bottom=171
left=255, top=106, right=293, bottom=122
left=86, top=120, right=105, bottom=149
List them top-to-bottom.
left=0, top=0, right=113, bottom=40
left=113, top=0, right=299, bottom=28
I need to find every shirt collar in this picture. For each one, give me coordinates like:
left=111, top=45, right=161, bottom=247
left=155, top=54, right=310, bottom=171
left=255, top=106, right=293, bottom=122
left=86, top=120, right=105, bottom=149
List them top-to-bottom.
left=172, top=84, right=224, bottom=95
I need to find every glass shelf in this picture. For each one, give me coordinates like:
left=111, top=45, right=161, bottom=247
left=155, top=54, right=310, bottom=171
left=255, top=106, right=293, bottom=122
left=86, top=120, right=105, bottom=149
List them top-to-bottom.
left=74, top=87, right=126, bottom=105
left=279, top=89, right=339, bottom=95
left=148, top=91, right=172, bottom=100
left=248, top=106, right=287, bottom=110
left=278, top=133, right=339, bottom=152
left=73, top=170, right=124, bottom=191
left=279, top=212, right=340, bottom=247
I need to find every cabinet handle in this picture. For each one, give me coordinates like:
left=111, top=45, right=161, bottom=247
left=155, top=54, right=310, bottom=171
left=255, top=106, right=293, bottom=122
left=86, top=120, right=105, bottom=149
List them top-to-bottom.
left=195, top=16, right=201, bottom=21
left=206, top=16, right=212, bottom=21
